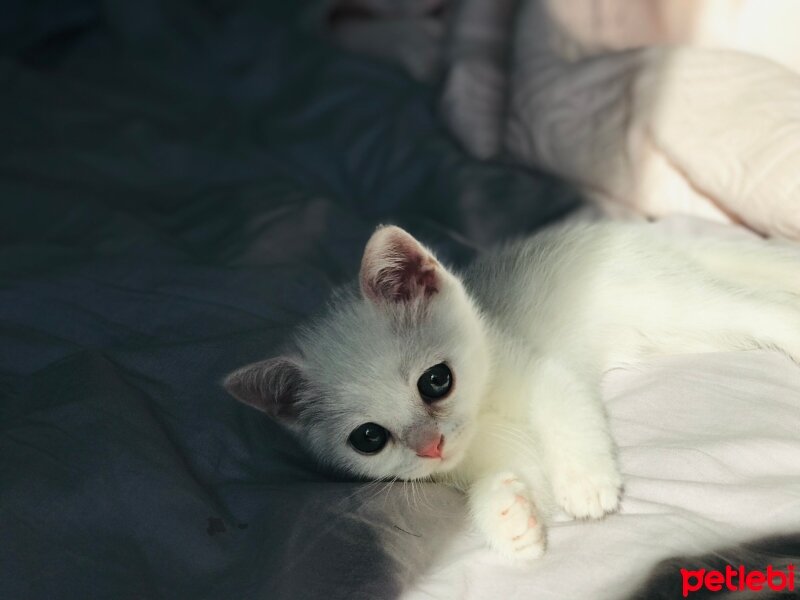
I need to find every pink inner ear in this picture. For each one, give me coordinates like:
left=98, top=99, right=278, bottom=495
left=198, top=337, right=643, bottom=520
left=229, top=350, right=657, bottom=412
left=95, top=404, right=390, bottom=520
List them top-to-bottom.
left=360, top=227, right=440, bottom=303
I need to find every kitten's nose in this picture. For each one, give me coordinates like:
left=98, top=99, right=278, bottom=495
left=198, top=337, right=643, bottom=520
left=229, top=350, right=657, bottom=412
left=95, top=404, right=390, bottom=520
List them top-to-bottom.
left=416, top=434, right=444, bottom=459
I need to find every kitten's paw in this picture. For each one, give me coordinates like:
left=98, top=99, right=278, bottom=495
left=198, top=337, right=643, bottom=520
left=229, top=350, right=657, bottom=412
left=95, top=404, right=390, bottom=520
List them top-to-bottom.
left=552, top=462, right=622, bottom=520
left=471, top=472, right=546, bottom=561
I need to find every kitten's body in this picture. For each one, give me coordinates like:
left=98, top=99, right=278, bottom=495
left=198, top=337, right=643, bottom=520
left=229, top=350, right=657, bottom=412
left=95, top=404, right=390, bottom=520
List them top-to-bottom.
left=226, top=220, right=800, bottom=560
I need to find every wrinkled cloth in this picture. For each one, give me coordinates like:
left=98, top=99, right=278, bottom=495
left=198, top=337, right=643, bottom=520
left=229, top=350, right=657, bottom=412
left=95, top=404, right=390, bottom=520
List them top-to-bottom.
left=328, top=0, right=800, bottom=240
left=0, top=1, right=578, bottom=599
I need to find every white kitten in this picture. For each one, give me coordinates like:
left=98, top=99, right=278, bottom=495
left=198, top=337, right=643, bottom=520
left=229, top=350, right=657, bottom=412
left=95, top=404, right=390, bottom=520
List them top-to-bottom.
left=225, top=220, right=800, bottom=560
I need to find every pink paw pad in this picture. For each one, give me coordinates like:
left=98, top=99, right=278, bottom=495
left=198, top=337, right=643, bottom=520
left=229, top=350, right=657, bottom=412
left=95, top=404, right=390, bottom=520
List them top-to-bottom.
left=480, top=473, right=546, bottom=560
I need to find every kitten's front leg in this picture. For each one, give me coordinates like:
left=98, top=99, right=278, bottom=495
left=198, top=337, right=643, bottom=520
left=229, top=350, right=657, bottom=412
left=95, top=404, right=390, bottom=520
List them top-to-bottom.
left=529, top=357, right=622, bottom=519
left=468, top=471, right=546, bottom=561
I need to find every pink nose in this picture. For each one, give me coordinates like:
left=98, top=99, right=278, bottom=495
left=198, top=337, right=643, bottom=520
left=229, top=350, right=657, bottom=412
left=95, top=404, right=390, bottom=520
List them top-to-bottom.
left=416, top=434, right=444, bottom=459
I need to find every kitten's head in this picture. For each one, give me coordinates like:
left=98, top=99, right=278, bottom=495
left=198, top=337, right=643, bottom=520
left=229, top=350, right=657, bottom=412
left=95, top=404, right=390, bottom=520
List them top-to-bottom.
left=225, top=226, right=490, bottom=480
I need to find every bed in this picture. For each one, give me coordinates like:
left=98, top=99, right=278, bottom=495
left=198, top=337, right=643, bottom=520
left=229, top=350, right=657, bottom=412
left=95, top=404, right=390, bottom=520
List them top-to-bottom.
left=1, top=2, right=799, bottom=599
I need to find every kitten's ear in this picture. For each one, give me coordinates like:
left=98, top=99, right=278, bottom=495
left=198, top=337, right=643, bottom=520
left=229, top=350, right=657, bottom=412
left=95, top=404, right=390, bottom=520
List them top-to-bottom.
left=359, top=225, right=443, bottom=304
left=224, top=357, right=304, bottom=421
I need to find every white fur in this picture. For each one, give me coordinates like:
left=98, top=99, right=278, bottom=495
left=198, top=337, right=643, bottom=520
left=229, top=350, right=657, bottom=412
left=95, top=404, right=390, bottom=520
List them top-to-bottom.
left=226, top=220, right=800, bottom=561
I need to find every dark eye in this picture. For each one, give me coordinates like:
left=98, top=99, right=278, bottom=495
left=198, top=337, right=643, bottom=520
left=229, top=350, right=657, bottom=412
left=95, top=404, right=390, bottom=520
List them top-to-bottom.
left=417, top=363, right=453, bottom=402
left=348, top=423, right=389, bottom=454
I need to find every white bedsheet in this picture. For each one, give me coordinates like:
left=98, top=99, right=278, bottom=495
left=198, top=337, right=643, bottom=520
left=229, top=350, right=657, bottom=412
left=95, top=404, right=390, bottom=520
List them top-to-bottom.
left=404, top=349, right=800, bottom=599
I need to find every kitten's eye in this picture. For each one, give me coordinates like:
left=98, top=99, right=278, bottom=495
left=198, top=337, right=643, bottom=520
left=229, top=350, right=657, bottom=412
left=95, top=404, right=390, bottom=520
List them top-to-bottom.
left=417, top=363, right=453, bottom=402
left=348, top=423, right=389, bottom=454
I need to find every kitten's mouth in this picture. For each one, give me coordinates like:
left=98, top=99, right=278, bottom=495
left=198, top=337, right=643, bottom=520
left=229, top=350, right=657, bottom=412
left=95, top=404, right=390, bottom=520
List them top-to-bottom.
left=412, top=424, right=471, bottom=475
left=432, top=424, right=474, bottom=470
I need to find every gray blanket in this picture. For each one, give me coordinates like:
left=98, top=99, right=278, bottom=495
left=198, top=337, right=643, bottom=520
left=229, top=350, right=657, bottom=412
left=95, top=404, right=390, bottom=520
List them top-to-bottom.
left=0, top=1, right=578, bottom=598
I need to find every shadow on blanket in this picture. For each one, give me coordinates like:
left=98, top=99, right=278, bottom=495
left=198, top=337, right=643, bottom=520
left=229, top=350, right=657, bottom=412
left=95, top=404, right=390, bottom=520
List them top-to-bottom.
left=0, top=1, right=582, bottom=599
